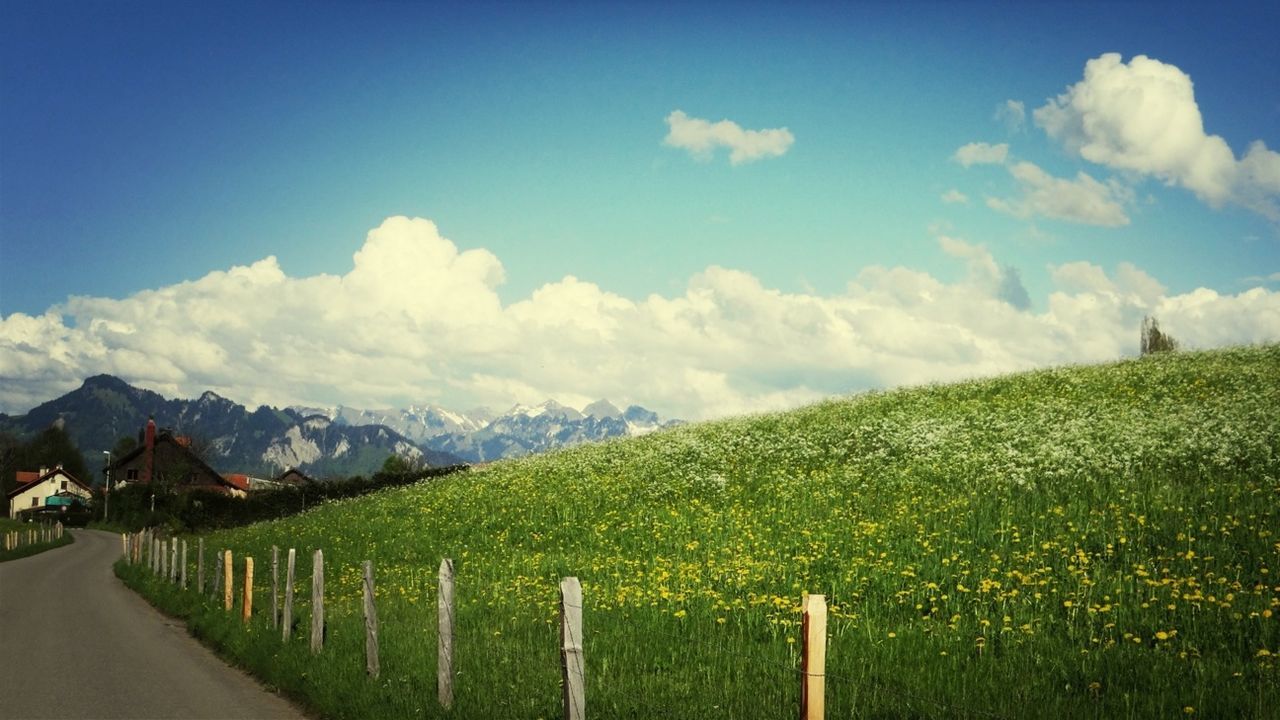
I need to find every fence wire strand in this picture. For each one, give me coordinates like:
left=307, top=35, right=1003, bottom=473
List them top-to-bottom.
left=135, top=537, right=1016, bottom=720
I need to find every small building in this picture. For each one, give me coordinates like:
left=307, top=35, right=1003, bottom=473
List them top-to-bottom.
left=109, top=419, right=243, bottom=497
left=7, top=465, right=93, bottom=519
left=276, top=468, right=313, bottom=486
left=222, top=473, right=281, bottom=493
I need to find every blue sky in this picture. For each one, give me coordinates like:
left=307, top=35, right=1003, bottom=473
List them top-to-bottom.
left=1, top=1, right=1278, bottom=419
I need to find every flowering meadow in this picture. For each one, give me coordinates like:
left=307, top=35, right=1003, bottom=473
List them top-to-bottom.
left=119, top=346, right=1279, bottom=718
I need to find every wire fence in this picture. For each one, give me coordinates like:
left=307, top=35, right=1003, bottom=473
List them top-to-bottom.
left=124, top=529, right=1021, bottom=719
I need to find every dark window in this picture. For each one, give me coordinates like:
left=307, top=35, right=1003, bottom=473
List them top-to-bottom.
left=127, top=469, right=138, bottom=480
left=61, top=480, right=68, bottom=490
left=31, top=497, right=38, bottom=507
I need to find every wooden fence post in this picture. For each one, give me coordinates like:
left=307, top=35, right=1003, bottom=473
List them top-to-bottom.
left=152, top=538, right=160, bottom=574
left=197, top=538, right=205, bottom=594
left=161, top=540, right=169, bottom=579
left=171, top=541, right=179, bottom=583
left=181, top=541, right=188, bottom=589
left=271, top=546, right=280, bottom=629
left=282, top=548, right=296, bottom=641
left=310, top=549, right=325, bottom=653
left=213, top=550, right=223, bottom=600
left=224, top=550, right=234, bottom=611
left=243, top=557, right=254, bottom=623
left=438, top=558, right=455, bottom=709
left=363, top=560, right=380, bottom=679
left=560, top=576, right=585, bottom=720
left=801, top=594, right=827, bottom=720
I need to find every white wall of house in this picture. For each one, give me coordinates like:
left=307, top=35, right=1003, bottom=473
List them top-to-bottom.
left=8, top=471, right=92, bottom=519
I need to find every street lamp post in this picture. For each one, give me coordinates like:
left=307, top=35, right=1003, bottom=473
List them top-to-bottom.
left=102, top=450, right=111, bottom=521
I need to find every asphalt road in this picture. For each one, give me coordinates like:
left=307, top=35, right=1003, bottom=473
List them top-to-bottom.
left=0, top=529, right=306, bottom=720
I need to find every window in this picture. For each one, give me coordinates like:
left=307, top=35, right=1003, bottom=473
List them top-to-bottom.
left=127, top=469, right=138, bottom=480
left=61, top=480, right=68, bottom=490
left=31, top=497, right=38, bottom=507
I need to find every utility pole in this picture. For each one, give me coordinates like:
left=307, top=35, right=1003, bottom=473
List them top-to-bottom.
left=102, top=451, right=111, bottom=521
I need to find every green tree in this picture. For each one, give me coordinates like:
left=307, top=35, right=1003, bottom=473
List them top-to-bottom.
left=1140, top=315, right=1180, bottom=356
left=4, top=425, right=89, bottom=489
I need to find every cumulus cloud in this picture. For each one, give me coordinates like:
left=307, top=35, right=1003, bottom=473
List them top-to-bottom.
left=1035, top=53, right=1280, bottom=220
left=995, top=100, right=1026, bottom=132
left=663, top=110, right=794, bottom=165
left=952, top=141, right=1009, bottom=167
left=986, top=161, right=1132, bottom=226
left=941, top=189, right=969, bottom=204
left=2, top=216, right=1278, bottom=421
left=938, top=236, right=1031, bottom=310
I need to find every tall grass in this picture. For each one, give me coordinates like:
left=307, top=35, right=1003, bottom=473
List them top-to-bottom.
left=120, top=346, right=1280, bottom=718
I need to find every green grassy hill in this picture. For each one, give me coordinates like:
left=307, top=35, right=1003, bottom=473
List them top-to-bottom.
left=121, top=346, right=1280, bottom=719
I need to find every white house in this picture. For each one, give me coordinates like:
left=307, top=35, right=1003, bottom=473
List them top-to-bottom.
left=6, top=465, right=93, bottom=519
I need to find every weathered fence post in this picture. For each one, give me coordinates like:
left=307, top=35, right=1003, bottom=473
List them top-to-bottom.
left=152, top=537, right=160, bottom=574
left=197, top=538, right=205, bottom=594
left=161, top=540, right=169, bottom=579
left=181, top=540, right=188, bottom=589
left=170, top=541, right=179, bottom=584
left=271, top=546, right=280, bottom=629
left=282, top=548, right=296, bottom=641
left=310, top=549, right=325, bottom=653
left=212, top=550, right=223, bottom=600
left=224, top=550, right=234, bottom=611
left=243, top=557, right=254, bottom=623
left=438, top=558, right=455, bottom=709
left=363, top=560, right=379, bottom=679
left=560, top=576, right=585, bottom=720
left=801, top=594, right=827, bottom=720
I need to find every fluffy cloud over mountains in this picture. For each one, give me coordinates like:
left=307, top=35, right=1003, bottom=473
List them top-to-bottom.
left=2, top=216, right=1277, bottom=421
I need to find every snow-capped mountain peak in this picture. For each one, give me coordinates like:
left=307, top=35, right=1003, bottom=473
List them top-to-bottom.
left=289, top=397, right=680, bottom=464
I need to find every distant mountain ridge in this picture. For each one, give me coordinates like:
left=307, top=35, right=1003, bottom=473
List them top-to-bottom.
left=0, top=375, right=460, bottom=481
left=0, top=376, right=683, bottom=480
left=291, top=398, right=682, bottom=463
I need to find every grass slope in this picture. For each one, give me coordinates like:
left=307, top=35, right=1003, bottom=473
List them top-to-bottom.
left=119, top=346, right=1280, bottom=719
left=0, top=518, right=74, bottom=562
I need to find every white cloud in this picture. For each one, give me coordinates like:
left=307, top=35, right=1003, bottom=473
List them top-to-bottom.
left=1035, top=53, right=1280, bottom=220
left=995, top=100, right=1026, bottom=132
left=663, top=110, right=794, bottom=165
left=952, top=142, right=1009, bottom=167
left=986, top=161, right=1132, bottom=226
left=941, top=189, right=969, bottom=204
left=2, top=216, right=1278, bottom=421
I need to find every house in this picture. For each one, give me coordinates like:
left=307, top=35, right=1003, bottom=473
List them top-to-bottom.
left=109, top=419, right=244, bottom=498
left=7, top=465, right=93, bottom=519
left=276, top=468, right=313, bottom=486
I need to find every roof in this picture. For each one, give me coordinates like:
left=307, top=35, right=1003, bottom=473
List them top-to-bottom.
left=6, top=466, right=93, bottom=499
left=276, top=468, right=313, bottom=484
left=222, top=474, right=251, bottom=492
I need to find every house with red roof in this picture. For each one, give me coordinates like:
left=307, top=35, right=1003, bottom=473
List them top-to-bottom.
left=7, top=465, right=93, bottom=519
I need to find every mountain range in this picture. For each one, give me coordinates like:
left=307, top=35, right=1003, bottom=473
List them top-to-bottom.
left=0, top=375, right=680, bottom=481
left=293, top=398, right=678, bottom=464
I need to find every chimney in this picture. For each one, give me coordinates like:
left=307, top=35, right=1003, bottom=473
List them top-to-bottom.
left=144, top=418, right=156, bottom=485
left=39, top=466, right=48, bottom=476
